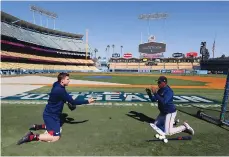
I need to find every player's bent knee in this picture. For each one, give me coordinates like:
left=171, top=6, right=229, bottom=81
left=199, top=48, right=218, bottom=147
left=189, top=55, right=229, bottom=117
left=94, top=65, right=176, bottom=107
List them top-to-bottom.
left=165, top=130, right=172, bottom=136
left=39, top=131, right=60, bottom=142
left=165, top=132, right=172, bottom=136
left=49, top=136, right=60, bottom=142
left=52, top=136, right=60, bottom=142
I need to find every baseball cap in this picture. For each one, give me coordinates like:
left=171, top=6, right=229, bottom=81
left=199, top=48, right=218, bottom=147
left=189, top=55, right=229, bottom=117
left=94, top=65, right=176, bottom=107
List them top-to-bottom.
left=156, top=76, right=167, bottom=84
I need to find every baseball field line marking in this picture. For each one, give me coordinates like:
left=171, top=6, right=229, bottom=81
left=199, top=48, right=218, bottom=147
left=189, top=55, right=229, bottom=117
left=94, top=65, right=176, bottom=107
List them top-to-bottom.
left=0, top=100, right=222, bottom=108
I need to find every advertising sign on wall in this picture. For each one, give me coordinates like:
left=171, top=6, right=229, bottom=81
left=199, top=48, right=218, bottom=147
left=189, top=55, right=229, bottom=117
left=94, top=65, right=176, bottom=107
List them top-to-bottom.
left=186, top=52, right=198, bottom=57
left=112, top=53, right=120, bottom=58
left=123, top=53, right=132, bottom=58
left=141, top=53, right=164, bottom=58
left=172, top=53, right=184, bottom=58
left=171, top=69, right=185, bottom=74
left=161, top=70, right=171, bottom=73
left=195, top=70, right=208, bottom=75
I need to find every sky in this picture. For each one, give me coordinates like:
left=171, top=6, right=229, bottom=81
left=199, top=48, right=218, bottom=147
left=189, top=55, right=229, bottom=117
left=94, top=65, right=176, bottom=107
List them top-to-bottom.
left=1, top=1, right=229, bottom=58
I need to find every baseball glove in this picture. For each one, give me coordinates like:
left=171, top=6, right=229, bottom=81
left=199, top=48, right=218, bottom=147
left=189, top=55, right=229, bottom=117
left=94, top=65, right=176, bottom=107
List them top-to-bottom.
left=145, top=88, right=152, bottom=98
left=67, top=102, right=76, bottom=111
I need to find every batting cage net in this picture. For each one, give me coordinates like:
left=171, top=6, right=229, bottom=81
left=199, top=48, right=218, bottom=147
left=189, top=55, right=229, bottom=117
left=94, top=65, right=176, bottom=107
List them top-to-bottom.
left=193, top=69, right=229, bottom=127
left=220, top=69, right=229, bottom=125
left=225, top=101, right=229, bottom=124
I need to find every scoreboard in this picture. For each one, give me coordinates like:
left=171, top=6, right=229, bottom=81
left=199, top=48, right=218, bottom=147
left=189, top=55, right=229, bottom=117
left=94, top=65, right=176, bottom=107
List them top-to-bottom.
left=139, top=42, right=166, bottom=54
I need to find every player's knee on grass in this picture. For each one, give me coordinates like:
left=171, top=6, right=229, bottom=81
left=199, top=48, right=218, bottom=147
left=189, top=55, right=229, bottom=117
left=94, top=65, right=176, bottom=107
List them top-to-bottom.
left=164, top=126, right=173, bottom=136
left=165, top=126, right=175, bottom=136
left=44, top=127, right=62, bottom=134
left=39, top=130, right=61, bottom=142
left=48, top=130, right=61, bottom=142
left=165, top=131, right=172, bottom=136
left=39, top=133, right=60, bottom=142
left=44, top=135, right=60, bottom=143
left=50, top=136, right=60, bottom=142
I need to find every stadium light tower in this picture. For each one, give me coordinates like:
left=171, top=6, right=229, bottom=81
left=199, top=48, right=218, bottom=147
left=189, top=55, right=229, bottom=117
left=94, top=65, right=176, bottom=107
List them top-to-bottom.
left=30, top=5, right=58, bottom=29
left=138, top=13, right=168, bottom=36
left=85, top=29, right=89, bottom=60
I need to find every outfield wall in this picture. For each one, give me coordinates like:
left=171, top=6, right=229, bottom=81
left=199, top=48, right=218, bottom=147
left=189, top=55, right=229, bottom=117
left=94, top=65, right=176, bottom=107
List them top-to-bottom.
left=109, top=69, right=214, bottom=75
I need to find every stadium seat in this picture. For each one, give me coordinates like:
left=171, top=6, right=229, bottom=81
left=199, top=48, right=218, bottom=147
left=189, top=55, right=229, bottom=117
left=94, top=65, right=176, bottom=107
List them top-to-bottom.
left=1, top=21, right=93, bottom=53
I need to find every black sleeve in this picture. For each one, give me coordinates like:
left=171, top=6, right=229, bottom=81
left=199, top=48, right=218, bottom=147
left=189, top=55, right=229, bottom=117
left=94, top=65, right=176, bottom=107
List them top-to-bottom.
left=145, top=88, right=155, bottom=102
left=62, top=90, right=89, bottom=106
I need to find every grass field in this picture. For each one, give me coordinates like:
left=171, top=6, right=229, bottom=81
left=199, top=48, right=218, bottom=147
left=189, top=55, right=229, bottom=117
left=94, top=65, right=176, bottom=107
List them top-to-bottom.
left=1, top=73, right=229, bottom=156
left=37, top=73, right=207, bottom=86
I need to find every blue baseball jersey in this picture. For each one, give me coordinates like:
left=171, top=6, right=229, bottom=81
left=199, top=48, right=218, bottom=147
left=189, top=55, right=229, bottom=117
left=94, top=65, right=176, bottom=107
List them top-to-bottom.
left=43, top=81, right=89, bottom=119
left=152, top=85, right=176, bottom=115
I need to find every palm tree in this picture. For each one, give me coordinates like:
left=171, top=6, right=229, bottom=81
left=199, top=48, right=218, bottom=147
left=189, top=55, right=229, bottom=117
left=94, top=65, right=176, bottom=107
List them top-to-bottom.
left=112, top=44, right=115, bottom=54
left=107, top=45, right=110, bottom=58
left=107, top=45, right=110, bottom=52
left=120, top=45, right=123, bottom=57
left=94, top=48, right=98, bottom=59
left=190, top=55, right=194, bottom=70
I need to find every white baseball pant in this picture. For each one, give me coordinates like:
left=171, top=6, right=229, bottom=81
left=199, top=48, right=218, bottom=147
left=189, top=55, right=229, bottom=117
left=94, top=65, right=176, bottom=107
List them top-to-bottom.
left=154, top=111, right=186, bottom=135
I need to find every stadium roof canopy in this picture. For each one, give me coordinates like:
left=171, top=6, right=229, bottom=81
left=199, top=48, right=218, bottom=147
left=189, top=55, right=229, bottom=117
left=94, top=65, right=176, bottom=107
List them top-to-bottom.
left=1, top=11, right=83, bottom=39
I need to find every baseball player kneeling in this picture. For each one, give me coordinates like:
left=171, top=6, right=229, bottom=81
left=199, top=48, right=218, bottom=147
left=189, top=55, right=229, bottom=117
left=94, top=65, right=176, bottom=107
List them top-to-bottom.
left=147, top=76, right=194, bottom=136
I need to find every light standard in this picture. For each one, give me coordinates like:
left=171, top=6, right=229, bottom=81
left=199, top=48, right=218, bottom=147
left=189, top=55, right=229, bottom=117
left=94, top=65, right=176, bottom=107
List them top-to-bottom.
left=30, top=5, right=58, bottom=29
left=138, top=13, right=168, bottom=36
left=121, top=45, right=123, bottom=57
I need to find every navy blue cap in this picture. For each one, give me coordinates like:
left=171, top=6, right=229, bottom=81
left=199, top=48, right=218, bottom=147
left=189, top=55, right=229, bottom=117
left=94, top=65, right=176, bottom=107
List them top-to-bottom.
left=157, top=76, right=167, bottom=83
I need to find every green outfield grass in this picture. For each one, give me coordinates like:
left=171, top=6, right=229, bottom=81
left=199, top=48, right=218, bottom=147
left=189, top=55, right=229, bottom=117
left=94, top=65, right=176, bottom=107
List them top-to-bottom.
left=41, top=72, right=228, bottom=78
left=1, top=74, right=229, bottom=156
left=38, top=74, right=206, bottom=86
left=71, top=76, right=207, bottom=86
left=2, top=101, right=229, bottom=156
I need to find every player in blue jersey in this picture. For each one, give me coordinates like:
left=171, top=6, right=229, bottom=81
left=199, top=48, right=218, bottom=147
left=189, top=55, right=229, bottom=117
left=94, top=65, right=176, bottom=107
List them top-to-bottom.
left=17, top=72, right=95, bottom=145
left=149, top=76, right=194, bottom=136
